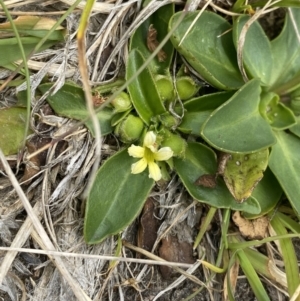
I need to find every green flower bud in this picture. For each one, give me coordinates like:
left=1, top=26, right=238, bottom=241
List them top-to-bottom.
left=155, top=75, right=175, bottom=102
left=175, top=76, right=200, bottom=101
left=111, top=92, right=132, bottom=113
left=159, top=112, right=178, bottom=129
left=115, top=114, right=144, bottom=143
left=161, top=131, right=187, bottom=158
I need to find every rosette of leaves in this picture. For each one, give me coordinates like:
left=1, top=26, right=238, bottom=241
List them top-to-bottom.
left=84, top=4, right=277, bottom=244
left=169, top=8, right=300, bottom=217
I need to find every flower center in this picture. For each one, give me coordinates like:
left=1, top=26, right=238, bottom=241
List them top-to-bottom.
left=144, top=147, right=155, bottom=162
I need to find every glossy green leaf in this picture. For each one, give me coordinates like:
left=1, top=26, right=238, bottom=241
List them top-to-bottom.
left=129, top=4, right=174, bottom=73
left=270, top=8, right=300, bottom=93
left=169, top=11, right=245, bottom=90
left=233, top=15, right=273, bottom=86
left=126, top=49, right=166, bottom=125
left=201, top=79, right=276, bottom=153
left=38, top=82, right=113, bottom=137
left=178, top=91, right=235, bottom=135
left=0, top=107, right=31, bottom=155
left=269, top=131, right=300, bottom=216
left=174, top=142, right=261, bottom=214
left=84, top=149, right=154, bottom=243
left=223, top=149, right=269, bottom=203
left=244, top=168, right=282, bottom=219
left=271, top=214, right=300, bottom=297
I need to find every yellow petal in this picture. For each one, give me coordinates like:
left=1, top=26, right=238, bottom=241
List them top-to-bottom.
left=143, top=131, right=156, bottom=148
left=128, top=145, right=145, bottom=158
left=154, top=147, right=173, bottom=161
left=131, top=158, right=147, bottom=174
left=148, top=161, right=161, bottom=181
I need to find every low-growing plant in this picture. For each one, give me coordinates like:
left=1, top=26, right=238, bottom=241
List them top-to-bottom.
left=2, top=1, right=300, bottom=300
left=79, top=5, right=300, bottom=244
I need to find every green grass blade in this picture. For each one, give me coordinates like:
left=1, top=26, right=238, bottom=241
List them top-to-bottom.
left=193, top=206, right=217, bottom=249
left=276, top=211, right=300, bottom=233
left=271, top=214, right=300, bottom=297
left=228, top=233, right=300, bottom=249
left=237, top=248, right=271, bottom=301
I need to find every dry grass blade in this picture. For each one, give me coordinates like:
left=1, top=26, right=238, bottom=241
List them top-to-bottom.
left=60, top=0, right=115, bottom=13
left=77, top=0, right=102, bottom=194
left=0, top=149, right=92, bottom=301
left=0, top=202, right=43, bottom=287
left=123, top=241, right=206, bottom=287
left=0, top=245, right=194, bottom=268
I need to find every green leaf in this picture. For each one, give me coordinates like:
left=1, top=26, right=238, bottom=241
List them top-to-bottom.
left=232, top=0, right=251, bottom=12
left=252, top=0, right=300, bottom=8
left=129, top=4, right=174, bottom=74
left=270, top=8, right=300, bottom=93
left=169, top=11, right=245, bottom=90
left=233, top=15, right=273, bottom=86
left=0, top=16, right=65, bottom=67
left=0, top=16, right=65, bottom=40
left=0, top=38, right=58, bottom=67
left=126, top=49, right=166, bottom=125
left=201, top=79, right=276, bottom=153
left=38, top=82, right=113, bottom=137
left=178, top=91, right=235, bottom=135
left=259, top=92, right=296, bottom=130
left=270, top=103, right=296, bottom=129
left=0, top=107, right=31, bottom=155
left=111, top=110, right=131, bottom=127
left=290, top=116, right=300, bottom=138
left=269, top=131, right=300, bottom=216
left=174, top=142, right=261, bottom=214
left=84, top=149, right=154, bottom=244
left=223, top=149, right=269, bottom=203
left=244, top=168, right=282, bottom=219
left=276, top=211, right=300, bottom=234
left=271, top=214, right=300, bottom=297
left=237, top=249, right=271, bottom=301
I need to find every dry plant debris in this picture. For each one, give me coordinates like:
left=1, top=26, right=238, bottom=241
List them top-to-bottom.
left=232, top=211, right=269, bottom=240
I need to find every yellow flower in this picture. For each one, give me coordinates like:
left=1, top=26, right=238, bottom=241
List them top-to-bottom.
left=128, top=131, right=173, bottom=181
